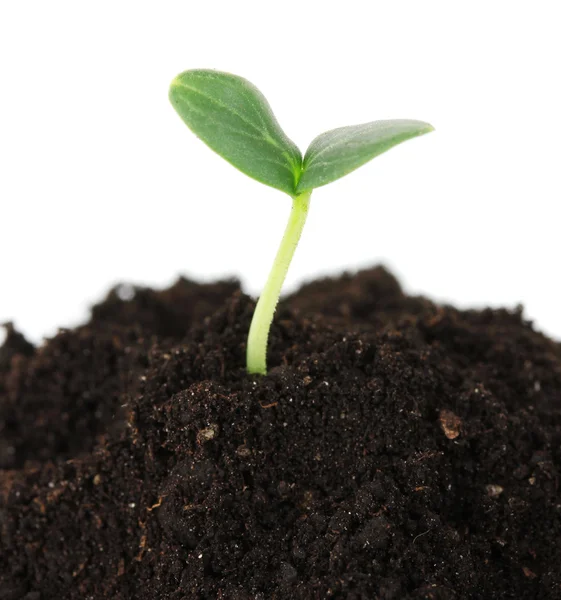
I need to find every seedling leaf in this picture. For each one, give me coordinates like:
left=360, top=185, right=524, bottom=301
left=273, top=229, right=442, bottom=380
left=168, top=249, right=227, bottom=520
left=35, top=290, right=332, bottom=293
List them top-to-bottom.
left=169, top=69, right=302, bottom=195
left=296, top=119, right=434, bottom=193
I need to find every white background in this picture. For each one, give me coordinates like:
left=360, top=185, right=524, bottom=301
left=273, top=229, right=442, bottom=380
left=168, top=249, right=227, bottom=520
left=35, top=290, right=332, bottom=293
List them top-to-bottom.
left=1, top=1, right=560, bottom=344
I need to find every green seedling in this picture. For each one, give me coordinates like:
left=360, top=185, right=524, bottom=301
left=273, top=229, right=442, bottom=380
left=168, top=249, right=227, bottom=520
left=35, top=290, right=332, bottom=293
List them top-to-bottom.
left=169, top=69, right=433, bottom=375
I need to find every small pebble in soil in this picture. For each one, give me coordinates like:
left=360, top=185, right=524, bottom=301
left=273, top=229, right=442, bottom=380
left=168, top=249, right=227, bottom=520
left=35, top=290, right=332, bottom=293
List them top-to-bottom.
left=438, top=408, right=462, bottom=439
left=485, top=484, right=504, bottom=497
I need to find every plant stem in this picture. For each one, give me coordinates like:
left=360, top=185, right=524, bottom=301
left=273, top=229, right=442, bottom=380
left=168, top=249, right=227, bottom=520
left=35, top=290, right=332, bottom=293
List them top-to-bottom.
left=246, top=190, right=312, bottom=375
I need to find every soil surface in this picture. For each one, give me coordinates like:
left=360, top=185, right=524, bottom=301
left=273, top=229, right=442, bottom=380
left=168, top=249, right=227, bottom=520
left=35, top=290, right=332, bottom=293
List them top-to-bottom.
left=1, top=267, right=560, bottom=599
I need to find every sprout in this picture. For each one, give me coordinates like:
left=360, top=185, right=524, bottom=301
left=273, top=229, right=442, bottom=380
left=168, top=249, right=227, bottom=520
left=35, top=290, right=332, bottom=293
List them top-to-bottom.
left=169, top=69, right=433, bottom=375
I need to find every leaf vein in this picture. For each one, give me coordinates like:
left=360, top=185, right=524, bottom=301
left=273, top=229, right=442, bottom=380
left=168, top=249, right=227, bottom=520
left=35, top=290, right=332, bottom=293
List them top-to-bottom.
left=174, top=81, right=286, bottom=154
left=177, top=95, right=296, bottom=174
left=304, top=127, right=355, bottom=167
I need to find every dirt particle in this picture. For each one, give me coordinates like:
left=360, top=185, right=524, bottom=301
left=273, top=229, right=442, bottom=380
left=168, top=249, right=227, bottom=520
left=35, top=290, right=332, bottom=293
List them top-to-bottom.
left=438, top=409, right=462, bottom=439
left=197, top=424, right=218, bottom=443
left=236, top=445, right=251, bottom=458
left=486, top=484, right=504, bottom=497
left=522, top=566, right=537, bottom=579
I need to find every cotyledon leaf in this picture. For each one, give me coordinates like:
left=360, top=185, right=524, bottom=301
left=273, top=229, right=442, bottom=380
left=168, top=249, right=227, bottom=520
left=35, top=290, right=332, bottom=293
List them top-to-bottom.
left=169, top=69, right=302, bottom=195
left=296, top=119, right=434, bottom=193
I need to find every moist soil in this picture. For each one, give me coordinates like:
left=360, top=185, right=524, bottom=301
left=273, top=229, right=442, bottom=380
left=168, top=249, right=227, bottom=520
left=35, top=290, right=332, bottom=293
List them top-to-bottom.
left=1, top=267, right=560, bottom=599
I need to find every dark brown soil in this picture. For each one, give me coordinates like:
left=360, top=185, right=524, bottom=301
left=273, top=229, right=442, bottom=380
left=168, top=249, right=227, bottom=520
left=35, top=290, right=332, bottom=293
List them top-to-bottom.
left=1, top=267, right=560, bottom=599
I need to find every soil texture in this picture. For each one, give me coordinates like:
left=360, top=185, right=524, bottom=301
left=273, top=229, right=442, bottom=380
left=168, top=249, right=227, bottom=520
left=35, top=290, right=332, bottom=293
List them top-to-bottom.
left=1, top=267, right=560, bottom=599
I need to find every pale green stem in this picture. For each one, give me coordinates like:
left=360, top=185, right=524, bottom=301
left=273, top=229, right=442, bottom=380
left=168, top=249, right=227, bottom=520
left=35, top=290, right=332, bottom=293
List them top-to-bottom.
left=246, top=190, right=312, bottom=375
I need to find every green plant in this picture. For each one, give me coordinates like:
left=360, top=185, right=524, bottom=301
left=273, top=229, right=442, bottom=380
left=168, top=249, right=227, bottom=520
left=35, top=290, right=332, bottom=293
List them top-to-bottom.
left=169, top=69, right=433, bottom=375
